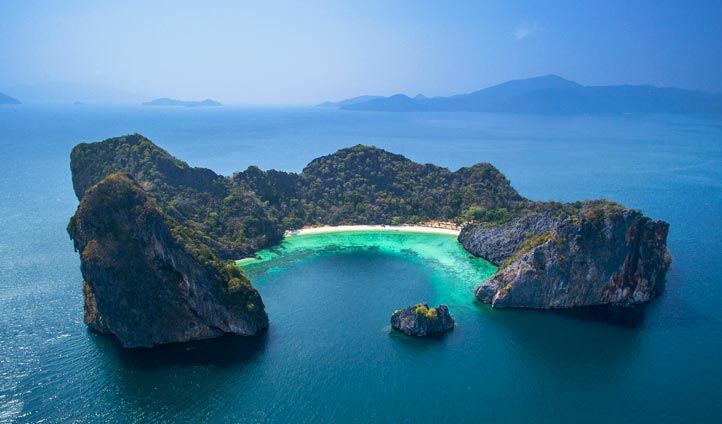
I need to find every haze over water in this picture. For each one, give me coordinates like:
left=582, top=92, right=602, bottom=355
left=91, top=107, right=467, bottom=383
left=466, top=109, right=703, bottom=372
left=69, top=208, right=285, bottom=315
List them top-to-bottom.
left=1, top=105, right=721, bottom=422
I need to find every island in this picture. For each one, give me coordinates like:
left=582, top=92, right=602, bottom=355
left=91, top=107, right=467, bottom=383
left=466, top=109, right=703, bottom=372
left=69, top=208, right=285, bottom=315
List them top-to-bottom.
left=334, top=75, right=722, bottom=114
left=0, top=92, right=21, bottom=105
left=142, top=98, right=222, bottom=107
left=68, top=134, right=671, bottom=347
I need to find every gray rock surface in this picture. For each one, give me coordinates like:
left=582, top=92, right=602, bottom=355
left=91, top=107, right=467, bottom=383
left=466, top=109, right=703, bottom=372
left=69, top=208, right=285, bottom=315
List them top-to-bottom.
left=460, top=202, right=671, bottom=308
left=458, top=206, right=562, bottom=265
left=390, top=304, right=455, bottom=336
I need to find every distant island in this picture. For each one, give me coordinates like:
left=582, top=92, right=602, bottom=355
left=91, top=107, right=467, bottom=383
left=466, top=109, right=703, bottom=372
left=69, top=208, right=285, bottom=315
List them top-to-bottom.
left=326, top=75, right=722, bottom=114
left=6, top=81, right=142, bottom=104
left=0, top=92, right=21, bottom=105
left=316, top=95, right=382, bottom=108
left=142, top=98, right=222, bottom=107
left=68, top=134, right=670, bottom=348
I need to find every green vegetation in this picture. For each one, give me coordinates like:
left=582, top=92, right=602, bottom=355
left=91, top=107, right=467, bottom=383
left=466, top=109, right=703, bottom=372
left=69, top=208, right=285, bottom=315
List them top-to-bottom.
left=71, top=134, right=283, bottom=259
left=71, top=136, right=527, bottom=261
left=233, top=144, right=526, bottom=229
left=461, top=207, right=514, bottom=226
left=414, top=304, right=438, bottom=319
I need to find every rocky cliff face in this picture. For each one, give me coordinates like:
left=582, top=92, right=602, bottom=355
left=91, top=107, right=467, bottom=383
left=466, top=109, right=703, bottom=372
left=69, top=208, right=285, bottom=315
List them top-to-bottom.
left=67, top=173, right=268, bottom=348
left=460, top=202, right=671, bottom=308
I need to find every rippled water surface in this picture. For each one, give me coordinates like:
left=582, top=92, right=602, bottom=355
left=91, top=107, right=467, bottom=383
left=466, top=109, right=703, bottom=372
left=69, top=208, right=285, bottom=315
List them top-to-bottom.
left=1, top=106, right=721, bottom=423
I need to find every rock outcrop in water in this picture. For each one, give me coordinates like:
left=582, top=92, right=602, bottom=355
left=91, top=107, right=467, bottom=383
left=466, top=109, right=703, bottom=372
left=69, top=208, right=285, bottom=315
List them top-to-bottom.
left=67, top=173, right=268, bottom=348
left=459, top=201, right=671, bottom=308
left=391, top=304, right=455, bottom=336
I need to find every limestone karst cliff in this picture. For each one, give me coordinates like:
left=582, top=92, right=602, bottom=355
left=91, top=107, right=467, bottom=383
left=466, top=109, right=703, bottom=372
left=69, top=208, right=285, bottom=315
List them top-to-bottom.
left=68, top=173, right=268, bottom=348
left=459, top=202, right=671, bottom=308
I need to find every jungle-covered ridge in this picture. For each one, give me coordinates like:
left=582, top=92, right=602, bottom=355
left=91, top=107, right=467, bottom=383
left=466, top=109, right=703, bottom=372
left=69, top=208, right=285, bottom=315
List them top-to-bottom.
left=70, top=134, right=626, bottom=270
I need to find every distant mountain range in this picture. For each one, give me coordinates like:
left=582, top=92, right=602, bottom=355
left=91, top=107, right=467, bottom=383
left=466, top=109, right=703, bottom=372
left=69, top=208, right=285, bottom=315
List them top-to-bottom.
left=325, top=75, right=722, bottom=114
left=0, top=92, right=21, bottom=105
left=316, top=95, right=383, bottom=108
left=142, top=98, right=222, bottom=107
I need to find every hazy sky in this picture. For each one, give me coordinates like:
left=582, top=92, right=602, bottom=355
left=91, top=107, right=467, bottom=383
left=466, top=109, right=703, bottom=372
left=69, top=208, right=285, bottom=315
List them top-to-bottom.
left=2, top=0, right=722, bottom=104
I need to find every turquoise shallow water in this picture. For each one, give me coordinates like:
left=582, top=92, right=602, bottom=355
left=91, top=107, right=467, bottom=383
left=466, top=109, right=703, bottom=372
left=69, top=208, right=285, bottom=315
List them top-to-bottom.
left=0, top=106, right=721, bottom=422
left=239, top=231, right=497, bottom=312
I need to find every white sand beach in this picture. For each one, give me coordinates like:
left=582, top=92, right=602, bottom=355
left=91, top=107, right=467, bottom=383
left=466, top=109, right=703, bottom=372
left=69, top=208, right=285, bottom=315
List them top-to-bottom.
left=284, top=224, right=461, bottom=237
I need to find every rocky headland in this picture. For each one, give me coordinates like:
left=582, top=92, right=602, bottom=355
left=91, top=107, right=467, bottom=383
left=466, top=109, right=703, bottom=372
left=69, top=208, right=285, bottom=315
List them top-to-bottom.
left=68, top=134, right=670, bottom=347
left=68, top=173, right=268, bottom=348
left=459, top=202, right=671, bottom=308
left=391, top=304, right=455, bottom=336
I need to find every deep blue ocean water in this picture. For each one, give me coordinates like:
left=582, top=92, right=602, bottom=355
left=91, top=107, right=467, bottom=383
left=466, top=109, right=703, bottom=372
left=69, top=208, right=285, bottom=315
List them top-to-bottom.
left=0, top=105, right=721, bottom=423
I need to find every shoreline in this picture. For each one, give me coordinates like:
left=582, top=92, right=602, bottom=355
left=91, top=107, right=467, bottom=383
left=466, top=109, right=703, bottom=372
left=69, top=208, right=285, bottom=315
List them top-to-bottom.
left=238, top=224, right=462, bottom=263
left=284, top=224, right=461, bottom=237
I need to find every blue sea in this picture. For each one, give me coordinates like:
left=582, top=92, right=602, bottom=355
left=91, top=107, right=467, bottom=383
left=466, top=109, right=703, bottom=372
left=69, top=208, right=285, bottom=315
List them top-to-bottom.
left=1, top=105, right=721, bottom=423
